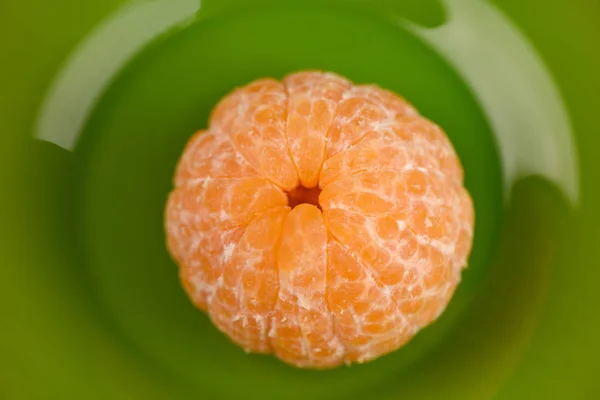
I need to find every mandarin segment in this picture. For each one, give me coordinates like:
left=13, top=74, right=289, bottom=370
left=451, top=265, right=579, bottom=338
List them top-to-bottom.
left=165, top=71, right=475, bottom=369
left=284, top=71, right=351, bottom=188
left=209, top=79, right=299, bottom=190
left=324, top=84, right=418, bottom=159
left=351, top=85, right=419, bottom=121
left=393, top=116, right=464, bottom=183
left=320, top=117, right=462, bottom=188
left=320, top=128, right=411, bottom=188
left=174, top=130, right=256, bottom=187
left=320, top=169, right=468, bottom=264
left=165, top=176, right=287, bottom=298
left=166, top=177, right=287, bottom=234
left=454, top=190, right=475, bottom=268
left=270, top=204, right=345, bottom=368
left=210, top=207, right=289, bottom=353
left=323, top=208, right=466, bottom=328
left=179, top=226, right=245, bottom=310
left=327, top=240, right=414, bottom=363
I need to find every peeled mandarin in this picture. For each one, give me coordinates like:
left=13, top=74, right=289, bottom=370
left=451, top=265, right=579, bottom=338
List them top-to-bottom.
left=165, top=71, right=475, bottom=369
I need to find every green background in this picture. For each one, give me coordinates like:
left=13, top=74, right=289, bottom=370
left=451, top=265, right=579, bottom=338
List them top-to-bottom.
left=1, top=0, right=599, bottom=399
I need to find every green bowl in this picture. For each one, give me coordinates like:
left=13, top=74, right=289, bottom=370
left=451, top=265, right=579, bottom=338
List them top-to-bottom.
left=1, top=0, right=599, bottom=399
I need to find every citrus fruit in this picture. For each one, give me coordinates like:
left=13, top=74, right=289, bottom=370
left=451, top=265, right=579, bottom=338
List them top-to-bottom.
left=165, top=71, right=474, bottom=369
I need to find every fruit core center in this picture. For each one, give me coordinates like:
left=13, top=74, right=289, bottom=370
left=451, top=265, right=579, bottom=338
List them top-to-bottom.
left=287, top=186, right=322, bottom=210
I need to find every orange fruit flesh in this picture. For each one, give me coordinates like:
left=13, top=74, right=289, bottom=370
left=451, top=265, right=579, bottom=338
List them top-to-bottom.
left=165, top=71, right=474, bottom=369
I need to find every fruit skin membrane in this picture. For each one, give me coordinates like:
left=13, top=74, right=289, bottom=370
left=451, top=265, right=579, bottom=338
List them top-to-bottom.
left=165, top=71, right=474, bottom=369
